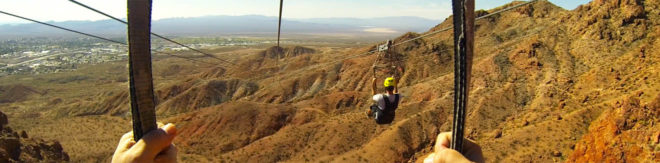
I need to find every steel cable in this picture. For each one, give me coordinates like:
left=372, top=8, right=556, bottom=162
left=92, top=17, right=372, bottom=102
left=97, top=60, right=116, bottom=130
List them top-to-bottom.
left=69, top=0, right=235, bottom=67
left=270, top=0, right=540, bottom=80
left=0, top=10, right=214, bottom=66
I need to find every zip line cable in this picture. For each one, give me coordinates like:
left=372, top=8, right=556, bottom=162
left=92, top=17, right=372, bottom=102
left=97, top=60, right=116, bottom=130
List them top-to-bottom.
left=2, top=0, right=538, bottom=77
left=66, top=0, right=536, bottom=74
left=68, top=0, right=236, bottom=66
left=262, top=0, right=539, bottom=85
left=275, top=0, right=286, bottom=93
left=277, top=0, right=284, bottom=47
left=352, top=0, right=540, bottom=65
left=394, top=0, right=539, bottom=47
left=476, top=0, right=539, bottom=21
left=0, top=10, right=215, bottom=66
left=0, top=10, right=125, bottom=45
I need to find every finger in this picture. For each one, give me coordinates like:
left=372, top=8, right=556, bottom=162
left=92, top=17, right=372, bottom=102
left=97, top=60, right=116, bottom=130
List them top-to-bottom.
left=157, top=122, right=165, bottom=128
left=133, top=123, right=178, bottom=157
left=115, top=131, right=136, bottom=154
left=120, top=131, right=134, bottom=144
left=435, top=132, right=452, bottom=152
left=435, top=132, right=484, bottom=163
left=436, top=132, right=478, bottom=151
left=462, top=138, right=484, bottom=163
left=154, top=144, right=178, bottom=163
left=433, top=148, right=470, bottom=163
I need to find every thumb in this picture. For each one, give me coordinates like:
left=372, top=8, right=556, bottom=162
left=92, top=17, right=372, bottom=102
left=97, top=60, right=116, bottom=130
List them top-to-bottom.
left=133, top=123, right=177, bottom=157
left=433, top=148, right=472, bottom=163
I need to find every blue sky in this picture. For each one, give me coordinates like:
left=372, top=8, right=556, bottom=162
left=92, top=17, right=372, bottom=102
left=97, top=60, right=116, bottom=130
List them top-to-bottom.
left=0, top=0, right=591, bottom=25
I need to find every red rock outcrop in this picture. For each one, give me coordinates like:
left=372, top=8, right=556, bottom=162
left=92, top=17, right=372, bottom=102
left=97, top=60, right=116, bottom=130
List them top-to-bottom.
left=568, top=93, right=660, bottom=162
left=0, top=111, right=69, bottom=162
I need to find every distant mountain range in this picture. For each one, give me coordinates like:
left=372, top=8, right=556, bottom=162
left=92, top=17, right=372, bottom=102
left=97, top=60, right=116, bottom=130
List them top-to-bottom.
left=0, top=15, right=440, bottom=38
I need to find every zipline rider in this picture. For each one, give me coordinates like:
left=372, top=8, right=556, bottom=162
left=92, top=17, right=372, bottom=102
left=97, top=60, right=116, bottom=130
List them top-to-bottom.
left=366, top=67, right=404, bottom=124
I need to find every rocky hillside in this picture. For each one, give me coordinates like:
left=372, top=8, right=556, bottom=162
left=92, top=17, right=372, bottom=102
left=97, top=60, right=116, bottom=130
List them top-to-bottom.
left=4, top=0, right=659, bottom=162
left=161, top=0, right=660, bottom=162
left=568, top=93, right=660, bottom=162
left=0, top=111, right=69, bottom=162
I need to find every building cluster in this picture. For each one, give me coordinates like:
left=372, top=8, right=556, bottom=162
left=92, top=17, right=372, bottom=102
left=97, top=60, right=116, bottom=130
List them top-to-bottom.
left=0, top=37, right=262, bottom=77
left=0, top=43, right=127, bottom=76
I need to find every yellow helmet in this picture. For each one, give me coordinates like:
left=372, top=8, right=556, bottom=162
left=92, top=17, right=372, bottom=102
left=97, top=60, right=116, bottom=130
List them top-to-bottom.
left=384, top=77, right=396, bottom=87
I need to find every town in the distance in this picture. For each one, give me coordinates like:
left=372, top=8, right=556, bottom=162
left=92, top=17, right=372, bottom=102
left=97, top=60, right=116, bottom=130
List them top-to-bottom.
left=0, top=37, right=260, bottom=76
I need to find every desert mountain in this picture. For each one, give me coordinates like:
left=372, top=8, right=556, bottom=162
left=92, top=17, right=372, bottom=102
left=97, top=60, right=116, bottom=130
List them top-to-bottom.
left=2, top=0, right=660, bottom=162
left=167, top=1, right=657, bottom=162
left=0, top=15, right=438, bottom=38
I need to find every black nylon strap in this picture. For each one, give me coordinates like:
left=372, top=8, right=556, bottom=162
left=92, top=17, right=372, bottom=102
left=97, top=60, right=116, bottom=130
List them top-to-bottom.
left=128, top=0, right=157, bottom=141
left=450, top=0, right=475, bottom=153
left=383, top=94, right=399, bottom=112
left=383, top=94, right=392, bottom=111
